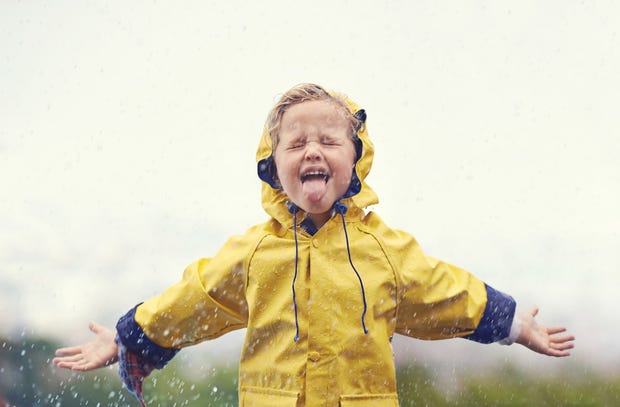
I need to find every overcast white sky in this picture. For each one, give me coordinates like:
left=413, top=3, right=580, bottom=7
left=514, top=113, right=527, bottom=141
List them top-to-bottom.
left=1, top=1, right=619, bottom=370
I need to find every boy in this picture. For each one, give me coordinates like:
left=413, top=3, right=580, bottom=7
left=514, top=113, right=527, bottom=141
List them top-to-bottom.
left=54, top=83, right=574, bottom=406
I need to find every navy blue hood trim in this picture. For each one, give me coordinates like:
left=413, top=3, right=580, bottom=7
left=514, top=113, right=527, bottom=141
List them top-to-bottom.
left=257, top=155, right=280, bottom=189
left=465, top=284, right=516, bottom=343
left=116, top=305, right=179, bottom=369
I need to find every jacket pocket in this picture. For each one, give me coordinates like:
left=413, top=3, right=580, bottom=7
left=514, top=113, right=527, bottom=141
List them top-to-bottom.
left=240, top=386, right=300, bottom=407
left=340, top=393, right=399, bottom=407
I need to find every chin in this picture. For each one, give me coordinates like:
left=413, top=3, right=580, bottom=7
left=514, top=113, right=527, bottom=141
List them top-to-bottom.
left=305, top=202, right=333, bottom=215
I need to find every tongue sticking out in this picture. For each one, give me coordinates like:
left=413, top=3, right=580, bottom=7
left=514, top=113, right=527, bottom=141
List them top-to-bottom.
left=302, top=178, right=328, bottom=203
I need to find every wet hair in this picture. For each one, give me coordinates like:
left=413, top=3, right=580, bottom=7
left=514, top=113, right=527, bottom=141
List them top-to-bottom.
left=266, top=83, right=362, bottom=150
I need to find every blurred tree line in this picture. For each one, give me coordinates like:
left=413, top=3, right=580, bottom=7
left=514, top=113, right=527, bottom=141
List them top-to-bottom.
left=1, top=336, right=618, bottom=406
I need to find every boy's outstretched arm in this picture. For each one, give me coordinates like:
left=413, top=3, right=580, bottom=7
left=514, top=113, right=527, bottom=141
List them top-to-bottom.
left=515, top=307, right=575, bottom=357
left=53, top=322, right=118, bottom=370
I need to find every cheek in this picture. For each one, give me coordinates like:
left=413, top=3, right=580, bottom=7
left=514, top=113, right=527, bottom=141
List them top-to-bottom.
left=340, top=149, right=357, bottom=178
left=273, top=155, right=296, bottom=184
left=331, top=159, right=355, bottom=187
left=337, top=167, right=354, bottom=187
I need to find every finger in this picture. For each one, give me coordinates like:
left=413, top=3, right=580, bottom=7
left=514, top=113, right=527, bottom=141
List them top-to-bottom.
left=529, top=307, right=540, bottom=318
left=546, top=326, right=567, bottom=335
left=550, top=333, right=574, bottom=343
left=551, top=337, right=575, bottom=348
left=548, top=338, right=574, bottom=353
left=552, top=342, right=574, bottom=352
left=55, top=346, right=83, bottom=356
left=548, top=349, right=571, bottom=357
left=55, top=354, right=86, bottom=364
left=69, top=356, right=100, bottom=371
left=54, top=357, right=90, bottom=370
left=53, top=358, right=71, bottom=368
left=54, top=359, right=82, bottom=369
left=54, top=361, right=74, bottom=369
left=72, top=361, right=96, bottom=371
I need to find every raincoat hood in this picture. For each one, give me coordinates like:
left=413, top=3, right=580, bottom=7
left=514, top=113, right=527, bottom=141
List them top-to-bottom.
left=256, top=92, right=379, bottom=226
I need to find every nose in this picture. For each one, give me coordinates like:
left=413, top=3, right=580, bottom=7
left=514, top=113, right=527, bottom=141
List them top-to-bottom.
left=304, top=141, right=323, bottom=161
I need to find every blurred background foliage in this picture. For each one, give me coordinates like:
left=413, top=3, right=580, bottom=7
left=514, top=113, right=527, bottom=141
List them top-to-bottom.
left=1, top=336, right=618, bottom=406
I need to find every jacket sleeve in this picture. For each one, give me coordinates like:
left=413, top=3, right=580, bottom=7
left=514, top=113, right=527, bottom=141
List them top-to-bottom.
left=376, top=220, right=514, bottom=342
left=115, top=229, right=260, bottom=360
left=463, top=284, right=516, bottom=343
left=116, top=305, right=179, bottom=368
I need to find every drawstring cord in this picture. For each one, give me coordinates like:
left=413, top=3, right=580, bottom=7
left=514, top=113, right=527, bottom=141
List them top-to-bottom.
left=287, top=200, right=369, bottom=342
left=334, top=201, right=369, bottom=335
left=287, top=202, right=301, bottom=342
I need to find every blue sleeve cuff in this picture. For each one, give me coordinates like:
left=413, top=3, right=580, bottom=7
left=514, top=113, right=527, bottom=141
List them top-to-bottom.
left=465, top=284, right=516, bottom=344
left=115, top=304, right=179, bottom=369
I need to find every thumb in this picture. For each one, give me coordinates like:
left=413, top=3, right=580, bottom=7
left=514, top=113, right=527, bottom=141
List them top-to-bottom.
left=88, top=321, right=101, bottom=334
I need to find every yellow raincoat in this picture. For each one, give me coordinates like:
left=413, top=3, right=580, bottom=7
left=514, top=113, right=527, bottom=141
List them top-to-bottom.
left=125, top=95, right=513, bottom=406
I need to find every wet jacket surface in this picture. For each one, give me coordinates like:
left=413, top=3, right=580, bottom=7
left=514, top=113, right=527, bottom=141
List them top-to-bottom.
left=116, top=95, right=515, bottom=406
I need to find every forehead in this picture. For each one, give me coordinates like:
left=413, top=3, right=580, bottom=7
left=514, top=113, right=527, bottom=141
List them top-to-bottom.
left=280, top=100, right=349, bottom=132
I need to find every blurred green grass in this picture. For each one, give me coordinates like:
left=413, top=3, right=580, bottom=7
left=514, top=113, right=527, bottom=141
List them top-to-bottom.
left=1, top=336, right=618, bottom=406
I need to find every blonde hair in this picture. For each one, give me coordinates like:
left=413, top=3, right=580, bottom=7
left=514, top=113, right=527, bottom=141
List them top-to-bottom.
left=266, top=83, right=362, bottom=149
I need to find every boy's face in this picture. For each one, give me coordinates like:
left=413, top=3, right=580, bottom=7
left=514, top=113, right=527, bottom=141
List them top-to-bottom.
left=274, top=100, right=357, bottom=222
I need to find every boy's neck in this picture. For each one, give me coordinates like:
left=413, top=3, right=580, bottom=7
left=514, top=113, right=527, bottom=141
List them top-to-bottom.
left=307, top=211, right=331, bottom=230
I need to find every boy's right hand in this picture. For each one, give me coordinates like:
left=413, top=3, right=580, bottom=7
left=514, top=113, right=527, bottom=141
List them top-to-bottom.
left=53, top=322, right=118, bottom=371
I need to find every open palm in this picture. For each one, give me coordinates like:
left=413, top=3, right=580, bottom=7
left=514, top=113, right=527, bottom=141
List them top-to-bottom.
left=516, top=307, right=574, bottom=357
left=53, top=322, right=118, bottom=371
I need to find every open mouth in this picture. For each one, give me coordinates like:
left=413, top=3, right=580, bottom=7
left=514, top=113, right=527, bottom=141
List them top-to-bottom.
left=300, top=171, right=329, bottom=183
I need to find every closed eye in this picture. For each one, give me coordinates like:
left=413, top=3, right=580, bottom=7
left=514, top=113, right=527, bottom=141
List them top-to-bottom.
left=321, top=136, right=341, bottom=146
left=286, top=138, right=306, bottom=150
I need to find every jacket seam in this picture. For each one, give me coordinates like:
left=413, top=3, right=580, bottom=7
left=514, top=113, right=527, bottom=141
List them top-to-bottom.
left=354, top=224, right=400, bottom=335
left=244, top=230, right=274, bottom=293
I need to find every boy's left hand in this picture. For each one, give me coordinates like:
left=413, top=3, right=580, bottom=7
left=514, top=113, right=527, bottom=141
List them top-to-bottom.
left=515, top=307, right=574, bottom=357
